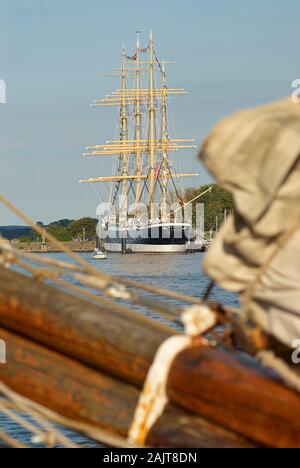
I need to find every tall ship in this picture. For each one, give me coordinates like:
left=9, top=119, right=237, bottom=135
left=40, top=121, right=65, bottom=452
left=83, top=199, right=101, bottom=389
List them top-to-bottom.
left=80, top=33, right=205, bottom=253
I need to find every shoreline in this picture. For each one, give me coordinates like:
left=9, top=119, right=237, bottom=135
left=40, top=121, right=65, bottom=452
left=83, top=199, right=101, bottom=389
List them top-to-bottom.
left=12, top=240, right=96, bottom=253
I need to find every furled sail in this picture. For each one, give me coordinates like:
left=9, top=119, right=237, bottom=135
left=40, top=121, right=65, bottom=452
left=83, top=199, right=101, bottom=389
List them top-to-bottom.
left=199, top=97, right=300, bottom=347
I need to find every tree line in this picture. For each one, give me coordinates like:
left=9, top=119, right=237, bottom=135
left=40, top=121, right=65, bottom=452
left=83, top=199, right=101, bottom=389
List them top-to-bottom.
left=3, top=184, right=233, bottom=242
left=13, top=218, right=98, bottom=243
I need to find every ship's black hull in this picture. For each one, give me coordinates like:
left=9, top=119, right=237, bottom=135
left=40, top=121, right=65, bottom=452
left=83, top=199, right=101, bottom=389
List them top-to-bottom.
left=100, top=223, right=205, bottom=253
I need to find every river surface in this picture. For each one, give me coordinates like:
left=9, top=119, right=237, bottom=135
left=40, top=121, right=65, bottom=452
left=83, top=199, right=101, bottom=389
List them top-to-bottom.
left=77, top=251, right=239, bottom=309
left=0, top=252, right=239, bottom=447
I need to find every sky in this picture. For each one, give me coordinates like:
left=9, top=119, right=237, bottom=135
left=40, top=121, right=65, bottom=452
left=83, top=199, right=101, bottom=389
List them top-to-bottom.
left=0, top=0, right=299, bottom=224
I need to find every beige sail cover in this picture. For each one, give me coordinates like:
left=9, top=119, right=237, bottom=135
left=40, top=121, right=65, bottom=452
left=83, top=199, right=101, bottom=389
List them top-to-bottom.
left=199, top=97, right=300, bottom=347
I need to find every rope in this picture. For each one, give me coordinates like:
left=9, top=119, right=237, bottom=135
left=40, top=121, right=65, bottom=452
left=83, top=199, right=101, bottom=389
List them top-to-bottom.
left=153, top=49, right=163, bottom=74
left=0, top=196, right=206, bottom=307
left=0, top=222, right=222, bottom=327
left=0, top=245, right=181, bottom=327
left=128, top=304, right=217, bottom=446
left=257, top=350, right=300, bottom=394
left=0, top=381, right=133, bottom=448
left=0, top=394, right=79, bottom=448
left=0, top=401, right=77, bottom=448
left=0, top=430, right=27, bottom=448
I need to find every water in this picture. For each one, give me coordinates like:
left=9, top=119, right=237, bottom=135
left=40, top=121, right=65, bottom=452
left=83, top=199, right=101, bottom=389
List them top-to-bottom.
left=73, top=251, right=239, bottom=308
left=0, top=252, right=239, bottom=447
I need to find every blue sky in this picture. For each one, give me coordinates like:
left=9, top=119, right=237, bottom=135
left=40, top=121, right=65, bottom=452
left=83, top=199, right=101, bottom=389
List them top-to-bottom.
left=0, top=0, right=299, bottom=224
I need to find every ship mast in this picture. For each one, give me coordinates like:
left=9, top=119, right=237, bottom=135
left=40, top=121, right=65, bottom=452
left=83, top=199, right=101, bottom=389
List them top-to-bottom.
left=148, top=31, right=156, bottom=220
left=135, top=33, right=142, bottom=218
left=79, top=34, right=198, bottom=223
left=120, top=46, right=128, bottom=205
left=161, top=60, right=168, bottom=222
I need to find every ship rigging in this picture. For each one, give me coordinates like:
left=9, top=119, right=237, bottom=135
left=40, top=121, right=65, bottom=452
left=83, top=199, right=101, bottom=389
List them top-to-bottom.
left=80, top=32, right=205, bottom=253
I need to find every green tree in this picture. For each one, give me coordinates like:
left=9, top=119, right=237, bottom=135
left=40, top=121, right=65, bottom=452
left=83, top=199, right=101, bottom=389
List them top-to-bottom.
left=185, top=184, right=234, bottom=232
left=67, top=217, right=98, bottom=240
left=46, top=224, right=72, bottom=241
left=18, top=235, right=33, bottom=243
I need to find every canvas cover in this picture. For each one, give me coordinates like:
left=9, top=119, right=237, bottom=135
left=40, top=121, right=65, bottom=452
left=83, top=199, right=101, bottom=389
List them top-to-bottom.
left=199, top=98, right=300, bottom=347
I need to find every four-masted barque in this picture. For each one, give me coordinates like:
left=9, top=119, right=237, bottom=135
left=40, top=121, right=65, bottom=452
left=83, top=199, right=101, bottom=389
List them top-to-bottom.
left=80, top=32, right=205, bottom=253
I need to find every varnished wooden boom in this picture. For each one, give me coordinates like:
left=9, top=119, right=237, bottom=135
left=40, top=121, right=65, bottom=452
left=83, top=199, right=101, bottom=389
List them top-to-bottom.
left=0, top=267, right=300, bottom=447
left=0, top=267, right=170, bottom=386
left=0, top=328, right=250, bottom=448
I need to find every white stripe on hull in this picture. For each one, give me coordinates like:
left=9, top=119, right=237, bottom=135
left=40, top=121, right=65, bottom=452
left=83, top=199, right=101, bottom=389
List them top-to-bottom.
left=104, top=242, right=188, bottom=253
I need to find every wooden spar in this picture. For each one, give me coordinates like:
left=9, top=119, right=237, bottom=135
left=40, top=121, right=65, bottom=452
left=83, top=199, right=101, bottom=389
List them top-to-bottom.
left=79, top=174, right=198, bottom=183
left=0, top=267, right=171, bottom=387
left=1, top=267, right=300, bottom=446
left=0, top=327, right=251, bottom=448
left=0, top=327, right=137, bottom=438
left=168, top=347, right=300, bottom=448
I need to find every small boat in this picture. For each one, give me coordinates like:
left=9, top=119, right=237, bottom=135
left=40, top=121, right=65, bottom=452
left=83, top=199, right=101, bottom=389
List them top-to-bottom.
left=91, top=248, right=107, bottom=260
